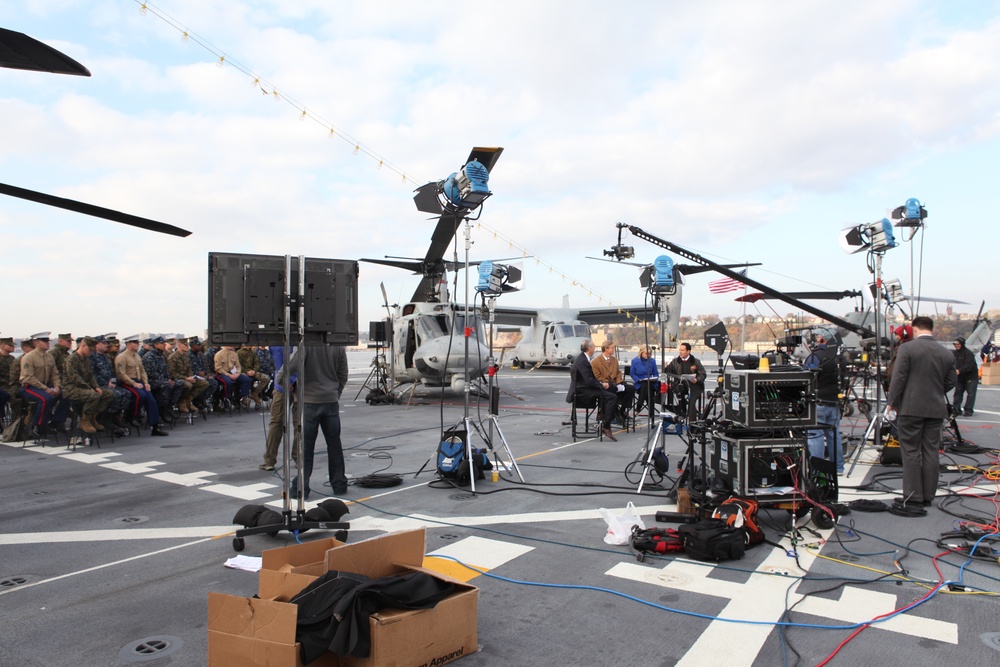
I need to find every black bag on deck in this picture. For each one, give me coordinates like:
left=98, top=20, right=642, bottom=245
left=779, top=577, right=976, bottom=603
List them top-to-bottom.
left=677, top=518, right=746, bottom=562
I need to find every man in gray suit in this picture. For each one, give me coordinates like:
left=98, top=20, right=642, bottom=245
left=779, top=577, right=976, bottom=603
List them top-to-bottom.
left=887, top=316, right=956, bottom=507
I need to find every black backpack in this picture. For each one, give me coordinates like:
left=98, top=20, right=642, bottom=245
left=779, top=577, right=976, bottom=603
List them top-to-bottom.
left=677, top=518, right=746, bottom=562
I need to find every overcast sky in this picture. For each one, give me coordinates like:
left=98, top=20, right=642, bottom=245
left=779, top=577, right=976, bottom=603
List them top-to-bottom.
left=3, top=0, right=999, bottom=340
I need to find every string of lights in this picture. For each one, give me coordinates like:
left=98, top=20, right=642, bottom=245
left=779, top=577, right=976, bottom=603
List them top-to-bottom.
left=133, top=0, right=638, bottom=320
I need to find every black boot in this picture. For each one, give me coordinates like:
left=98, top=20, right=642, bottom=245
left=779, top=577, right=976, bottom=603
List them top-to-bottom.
left=150, top=425, right=169, bottom=436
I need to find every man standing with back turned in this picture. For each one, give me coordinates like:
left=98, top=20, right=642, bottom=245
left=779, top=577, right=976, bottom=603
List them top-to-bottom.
left=887, top=316, right=955, bottom=508
left=282, top=345, right=349, bottom=500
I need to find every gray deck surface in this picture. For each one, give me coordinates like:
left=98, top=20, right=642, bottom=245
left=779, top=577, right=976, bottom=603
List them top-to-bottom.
left=3, top=352, right=1000, bottom=667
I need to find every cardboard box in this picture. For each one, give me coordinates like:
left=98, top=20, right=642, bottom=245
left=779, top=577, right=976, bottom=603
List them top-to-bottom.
left=982, top=363, right=1000, bottom=385
left=209, top=529, right=478, bottom=667
left=208, top=593, right=338, bottom=667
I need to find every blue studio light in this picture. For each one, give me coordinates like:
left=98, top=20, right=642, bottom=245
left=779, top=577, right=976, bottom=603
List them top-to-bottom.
left=443, top=159, right=491, bottom=209
left=904, top=197, right=922, bottom=221
left=865, top=218, right=897, bottom=252
left=653, top=255, right=675, bottom=292
left=477, top=260, right=496, bottom=293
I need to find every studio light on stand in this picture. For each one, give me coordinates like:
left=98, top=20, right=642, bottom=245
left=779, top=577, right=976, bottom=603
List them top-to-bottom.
left=840, top=207, right=914, bottom=477
left=474, top=261, right=526, bottom=484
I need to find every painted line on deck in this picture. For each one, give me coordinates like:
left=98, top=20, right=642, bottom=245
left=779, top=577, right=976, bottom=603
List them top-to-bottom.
left=0, top=526, right=236, bottom=545
left=0, top=536, right=218, bottom=597
left=424, top=536, right=534, bottom=582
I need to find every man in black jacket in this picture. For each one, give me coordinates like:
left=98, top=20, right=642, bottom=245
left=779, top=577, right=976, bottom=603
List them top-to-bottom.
left=888, top=317, right=956, bottom=507
left=805, top=332, right=846, bottom=473
left=952, top=336, right=978, bottom=417
left=565, top=339, right=618, bottom=441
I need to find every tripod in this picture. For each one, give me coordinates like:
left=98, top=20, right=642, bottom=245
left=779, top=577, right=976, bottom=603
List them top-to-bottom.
left=845, top=251, right=889, bottom=478
left=471, top=295, right=524, bottom=483
left=355, top=342, right=392, bottom=402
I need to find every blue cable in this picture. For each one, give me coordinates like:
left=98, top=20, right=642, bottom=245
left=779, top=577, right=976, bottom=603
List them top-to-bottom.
left=429, top=554, right=947, bottom=631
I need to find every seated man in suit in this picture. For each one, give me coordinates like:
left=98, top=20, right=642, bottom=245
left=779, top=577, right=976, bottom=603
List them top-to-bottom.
left=565, top=339, right=619, bottom=441
left=590, top=341, right=634, bottom=427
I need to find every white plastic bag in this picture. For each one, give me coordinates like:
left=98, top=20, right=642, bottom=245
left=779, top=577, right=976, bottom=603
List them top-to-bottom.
left=599, top=502, right=646, bottom=546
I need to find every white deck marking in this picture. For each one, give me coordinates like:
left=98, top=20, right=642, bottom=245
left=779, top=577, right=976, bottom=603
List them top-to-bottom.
left=59, top=451, right=122, bottom=464
left=101, top=460, right=166, bottom=474
left=145, top=470, right=216, bottom=486
left=200, top=482, right=279, bottom=500
left=0, top=526, right=235, bottom=545
left=607, top=535, right=958, bottom=667
left=428, top=536, right=533, bottom=569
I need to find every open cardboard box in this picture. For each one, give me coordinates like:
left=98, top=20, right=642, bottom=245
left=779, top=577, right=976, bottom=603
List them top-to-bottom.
left=209, top=529, right=478, bottom=667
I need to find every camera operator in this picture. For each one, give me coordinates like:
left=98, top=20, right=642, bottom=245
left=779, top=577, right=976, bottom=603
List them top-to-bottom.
left=804, top=332, right=846, bottom=474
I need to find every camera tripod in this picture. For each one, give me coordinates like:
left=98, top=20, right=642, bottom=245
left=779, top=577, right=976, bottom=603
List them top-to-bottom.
left=355, top=342, right=393, bottom=403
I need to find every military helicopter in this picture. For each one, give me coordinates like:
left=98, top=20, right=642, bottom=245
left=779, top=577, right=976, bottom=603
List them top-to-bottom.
left=0, top=26, right=189, bottom=238
left=361, top=148, right=503, bottom=393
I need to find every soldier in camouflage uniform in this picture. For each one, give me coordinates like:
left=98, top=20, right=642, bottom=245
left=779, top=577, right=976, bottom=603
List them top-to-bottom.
left=48, top=333, right=73, bottom=375
left=90, top=336, right=132, bottom=430
left=142, top=336, right=184, bottom=421
left=0, top=337, right=15, bottom=419
left=62, top=337, right=114, bottom=433
left=188, top=337, right=219, bottom=410
left=7, top=338, right=35, bottom=422
left=168, top=338, right=209, bottom=414
left=237, top=345, right=270, bottom=407
left=255, top=346, right=276, bottom=402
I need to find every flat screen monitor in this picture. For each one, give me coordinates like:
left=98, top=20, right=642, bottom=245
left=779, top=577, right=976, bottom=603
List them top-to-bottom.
left=208, top=252, right=359, bottom=346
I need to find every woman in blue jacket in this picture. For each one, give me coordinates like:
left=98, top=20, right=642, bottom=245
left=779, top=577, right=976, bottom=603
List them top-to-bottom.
left=629, top=345, right=659, bottom=414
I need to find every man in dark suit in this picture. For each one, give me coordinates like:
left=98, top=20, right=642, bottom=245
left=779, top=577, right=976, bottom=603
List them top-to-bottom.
left=887, top=316, right=956, bottom=508
left=565, top=339, right=618, bottom=441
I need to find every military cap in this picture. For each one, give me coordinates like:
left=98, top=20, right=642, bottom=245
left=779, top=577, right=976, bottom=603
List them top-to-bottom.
left=30, top=331, right=51, bottom=342
left=102, top=332, right=118, bottom=339
left=58, top=333, right=73, bottom=342
left=123, top=334, right=141, bottom=344
left=149, top=335, right=166, bottom=345
left=75, top=336, right=85, bottom=344
left=81, top=336, right=98, bottom=348
left=189, top=336, right=202, bottom=345
left=0, top=337, right=13, bottom=346
left=107, top=337, right=120, bottom=346
left=176, top=337, right=189, bottom=345
left=20, top=338, right=34, bottom=349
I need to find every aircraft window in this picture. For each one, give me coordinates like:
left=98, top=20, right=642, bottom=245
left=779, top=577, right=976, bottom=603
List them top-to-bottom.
left=453, top=313, right=484, bottom=339
left=417, top=315, right=448, bottom=338
left=554, top=324, right=589, bottom=338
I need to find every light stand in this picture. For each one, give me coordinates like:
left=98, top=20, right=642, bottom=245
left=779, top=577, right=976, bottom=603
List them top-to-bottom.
left=846, top=250, right=888, bottom=478
left=232, top=255, right=350, bottom=551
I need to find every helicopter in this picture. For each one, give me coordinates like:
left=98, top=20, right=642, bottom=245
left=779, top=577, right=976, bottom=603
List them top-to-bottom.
left=361, top=147, right=504, bottom=394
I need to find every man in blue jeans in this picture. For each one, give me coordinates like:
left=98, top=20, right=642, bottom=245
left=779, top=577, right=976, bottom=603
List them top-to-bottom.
left=805, top=332, right=846, bottom=473
left=281, top=345, right=349, bottom=500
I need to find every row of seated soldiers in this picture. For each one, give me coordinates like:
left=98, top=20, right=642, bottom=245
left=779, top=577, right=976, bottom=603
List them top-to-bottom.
left=0, top=332, right=273, bottom=440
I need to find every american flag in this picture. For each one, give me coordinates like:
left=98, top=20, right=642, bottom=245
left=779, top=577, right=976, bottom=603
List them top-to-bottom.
left=708, top=269, right=747, bottom=294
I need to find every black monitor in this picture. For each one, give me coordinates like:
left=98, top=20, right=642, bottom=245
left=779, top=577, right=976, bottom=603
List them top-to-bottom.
left=208, top=252, right=359, bottom=346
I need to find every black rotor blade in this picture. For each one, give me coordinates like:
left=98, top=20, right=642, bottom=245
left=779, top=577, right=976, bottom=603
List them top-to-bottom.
left=0, top=28, right=91, bottom=76
left=0, top=182, right=192, bottom=237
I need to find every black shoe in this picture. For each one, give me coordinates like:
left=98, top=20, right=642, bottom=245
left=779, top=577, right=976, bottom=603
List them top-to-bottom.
left=963, top=411, right=973, bottom=417
left=150, top=426, right=169, bottom=436
left=30, top=427, right=47, bottom=441
left=601, top=427, right=618, bottom=442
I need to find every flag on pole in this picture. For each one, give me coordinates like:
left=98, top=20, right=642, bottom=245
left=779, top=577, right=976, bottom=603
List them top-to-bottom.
left=708, top=269, right=747, bottom=294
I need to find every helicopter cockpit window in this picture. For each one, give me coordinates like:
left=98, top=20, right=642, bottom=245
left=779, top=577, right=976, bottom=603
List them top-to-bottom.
left=453, top=313, right=485, bottom=340
left=416, top=314, right=449, bottom=340
left=554, top=324, right=589, bottom=339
